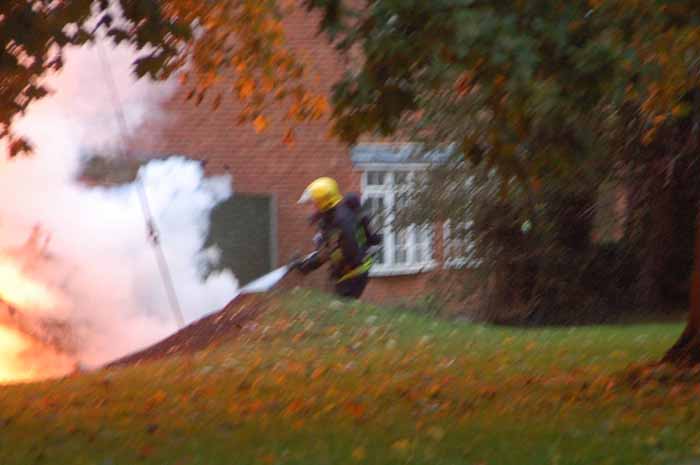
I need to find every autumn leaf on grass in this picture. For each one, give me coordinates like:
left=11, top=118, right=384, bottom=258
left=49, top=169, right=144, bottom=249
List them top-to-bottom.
left=610, top=350, right=627, bottom=359
left=288, top=361, right=306, bottom=375
left=311, top=366, right=326, bottom=380
left=427, top=383, right=442, bottom=398
left=669, top=385, right=685, bottom=398
left=477, top=386, right=497, bottom=399
left=145, top=390, right=167, bottom=411
left=247, top=399, right=265, bottom=414
left=284, top=399, right=305, bottom=417
left=344, top=401, right=365, bottom=419
left=227, top=402, right=240, bottom=415
left=426, top=426, right=445, bottom=441
left=392, top=439, right=411, bottom=454
left=139, top=445, right=154, bottom=459
left=352, top=446, right=366, bottom=461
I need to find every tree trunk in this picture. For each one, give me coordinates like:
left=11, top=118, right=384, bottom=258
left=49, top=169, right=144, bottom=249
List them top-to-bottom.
left=636, top=172, right=674, bottom=308
left=662, top=209, right=700, bottom=365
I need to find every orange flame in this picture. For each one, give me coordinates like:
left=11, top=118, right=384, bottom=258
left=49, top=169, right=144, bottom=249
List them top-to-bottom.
left=0, top=254, right=76, bottom=383
left=0, top=258, right=58, bottom=310
left=0, top=324, right=76, bottom=383
left=0, top=326, right=75, bottom=383
left=0, top=326, right=37, bottom=383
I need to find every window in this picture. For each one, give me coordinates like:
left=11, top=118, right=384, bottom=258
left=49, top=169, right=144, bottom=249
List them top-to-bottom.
left=362, top=169, right=435, bottom=275
left=364, top=195, right=386, bottom=265
left=443, top=220, right=480, bottom=269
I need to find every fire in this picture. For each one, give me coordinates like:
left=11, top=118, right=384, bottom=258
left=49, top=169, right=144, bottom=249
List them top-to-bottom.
left=0, top=251, right=77, bottom=383
left=0, top=258, right=58, bottom=311
left=0, top=322, right=76, bottom=383
left=0, top=326, right=39, bottom=383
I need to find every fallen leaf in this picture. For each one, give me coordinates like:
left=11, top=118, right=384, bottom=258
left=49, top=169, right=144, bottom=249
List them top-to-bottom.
left=427, top=383, right=442, bottom=398
left=145, top=390, right=167, bottom=411
left=285, top=399, right=304, bottom=416
left=248, top=400, right=265, bottom=414
left=345, top=401, right=365, bottom=419
left=427, top=426, right=445, bottom=441
left=392, top=439, right=411, bottom=453
left=139, top=445, right=154, bottom=458
left=352, top=446, right=366, bottom=461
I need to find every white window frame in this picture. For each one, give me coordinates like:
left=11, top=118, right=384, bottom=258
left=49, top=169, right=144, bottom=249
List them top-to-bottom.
left=358, top=164, right=437, bottom=276
left=443, top=220, right=480, bottom=269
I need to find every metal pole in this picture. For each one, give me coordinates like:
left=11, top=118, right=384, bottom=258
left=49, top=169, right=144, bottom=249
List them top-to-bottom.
left=95, top=39, right=186, bottom=328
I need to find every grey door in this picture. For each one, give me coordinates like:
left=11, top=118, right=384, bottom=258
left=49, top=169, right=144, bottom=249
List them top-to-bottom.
left=203, top=193, right=275, bottom=287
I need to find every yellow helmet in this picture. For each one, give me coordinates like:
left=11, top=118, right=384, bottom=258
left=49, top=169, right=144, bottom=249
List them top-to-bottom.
left=298, top=177, right=343, bottom=212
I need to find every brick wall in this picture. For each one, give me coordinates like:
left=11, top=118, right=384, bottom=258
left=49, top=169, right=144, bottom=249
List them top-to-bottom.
left=131, top=3, right=445, bottom=306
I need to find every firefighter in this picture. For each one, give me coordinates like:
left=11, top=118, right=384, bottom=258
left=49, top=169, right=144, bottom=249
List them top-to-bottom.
left=291, top=177, right=381, bottom=299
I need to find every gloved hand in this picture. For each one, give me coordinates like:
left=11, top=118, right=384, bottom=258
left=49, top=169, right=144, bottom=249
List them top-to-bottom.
left=313, top=231, right=325, bottom=248
left=290, top=250, right=321, bottom=275
left=287, top=253, right=303, bottom=271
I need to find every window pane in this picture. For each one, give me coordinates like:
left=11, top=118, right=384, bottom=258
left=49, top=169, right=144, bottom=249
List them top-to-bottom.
left=413, top=170, right=427, bottom=188
left=366, top=171, right=386, bottom=186
left=394, top=171, right=409, bottom=186
left=395, top=191, right=409, bottom=211
left=365, top=195, right=386, bottom=265
left=366, top=196, right=386, bottom=228
left=444, top=220, right=477, bottom=267
left=445, top=223, right=458, bottom=258
left=416, top=225, right=431, bottom=243
left=415, top=226, right=433, bottom=263
left=394, top=228, right=409, bottom=264
left=415, top=241, right=428, bottom=263
left=373, top=245, right=385, bottom=264
left=394, top=246, right=408, bottom=264
left=395, top=248, right=408, bottom=264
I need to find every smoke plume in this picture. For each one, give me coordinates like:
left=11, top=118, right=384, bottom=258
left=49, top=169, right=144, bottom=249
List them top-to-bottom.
left=0, top=41, right=238, bottom=373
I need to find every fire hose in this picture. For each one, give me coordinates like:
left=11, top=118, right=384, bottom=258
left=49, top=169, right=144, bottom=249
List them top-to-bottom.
left=237, top=245, right=381, bottom=295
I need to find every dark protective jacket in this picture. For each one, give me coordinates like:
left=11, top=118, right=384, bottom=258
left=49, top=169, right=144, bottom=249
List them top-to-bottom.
left=298, top=193, right=381, bottom=282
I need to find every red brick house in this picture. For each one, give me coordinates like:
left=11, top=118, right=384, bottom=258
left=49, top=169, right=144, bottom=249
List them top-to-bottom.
left=132, top=6, right=466, bottom=305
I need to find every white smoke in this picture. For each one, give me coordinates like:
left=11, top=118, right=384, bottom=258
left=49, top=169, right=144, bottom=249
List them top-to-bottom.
left=0, top=42, right=238, bottom=369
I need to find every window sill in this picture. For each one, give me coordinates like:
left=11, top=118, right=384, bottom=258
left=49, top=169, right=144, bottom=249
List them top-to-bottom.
left=443, top=258, right=481, bottom=270
left=370, top=261, right=437, bottom=277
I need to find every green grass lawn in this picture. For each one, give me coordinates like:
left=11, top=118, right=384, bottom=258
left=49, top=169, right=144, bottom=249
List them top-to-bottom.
left=1, top=290, right=697, bottom=465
